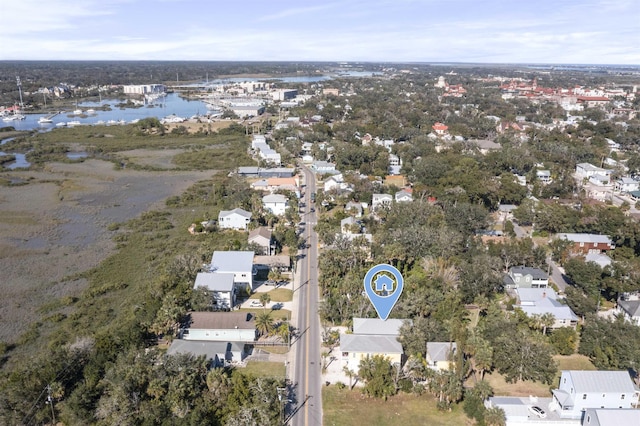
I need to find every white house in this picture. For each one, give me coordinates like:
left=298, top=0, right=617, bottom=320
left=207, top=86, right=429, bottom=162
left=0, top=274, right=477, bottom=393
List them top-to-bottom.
left=311, top=160, right=336, bottom=173
left=576, top=163, right=613, bottom=179
left=536, top=169, right=552, bottom=184
left=614, top=177, right=639, bottom=193
left=395, top=189, right=413, bottom=203
left=371, top=193, right=393, bottom=210
left=263, top=194, right=288, bottom=216
left=218, top=208, right=251, bottom=231
left=340, top=216, right=360, bottom=235
left=209, top=251, right=255, bottom=290
left=193, top=272, right=236, bottom=310
left=515, top=288, right=579, bottom=329
left=616, top=299, right=640, bottom=325
left=181, top=311, right=257, bottom=342
left=340, top=318, right=407, bottom=372
left=166, top=340, right=247, bottom=367
left=426, top=342, right=457, bottom=371
left=551, top=370, right=640, bottom=419
left=582, top=408, right=640, bottom=426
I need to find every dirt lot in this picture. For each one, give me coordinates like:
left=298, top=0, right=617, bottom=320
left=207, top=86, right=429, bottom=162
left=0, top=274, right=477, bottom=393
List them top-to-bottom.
left=0, top=158, right=212, bottom=341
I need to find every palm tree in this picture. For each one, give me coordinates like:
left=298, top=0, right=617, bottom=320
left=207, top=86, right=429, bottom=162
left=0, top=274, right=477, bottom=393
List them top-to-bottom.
left=259, top=293, right=271, bottom=310
left=255, top=311, right=274, bottom=337
left=540, top=312, right=555, bottom=335
left=343, top=365, right=356, bottom=390
left=472, top=379, right=493, bottom=401
left=484, top=406, right=506, bottom=426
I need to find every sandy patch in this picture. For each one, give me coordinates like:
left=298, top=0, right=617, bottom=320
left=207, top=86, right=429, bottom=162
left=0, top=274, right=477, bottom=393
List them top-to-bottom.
left=0, top=159, right=212, bottom=341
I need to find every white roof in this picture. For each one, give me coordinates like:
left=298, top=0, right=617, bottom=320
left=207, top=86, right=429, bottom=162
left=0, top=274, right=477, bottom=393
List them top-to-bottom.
left=372, top=193, right=392, bottom=200
left=263, top=194, right=287, bottom=203
left=219, top=208, right=251, bottom=219
left=557, top=233, right=612, bottom=244
left=210, top=251, right=255, bottom=273
left=585, top=252, right=612, bottom=268
left=194, top=272, right=235, bottom=292
left=516, top=288, right=578, bottom=321
left=352, top=318, right=408, bottom=336
left=340, top=334, right=403, bottom=354
left=427, top=342, right=457, bottom=362
left=564, top=370, right=637, bottom=393
left=585, top=408, right=640, bottom=425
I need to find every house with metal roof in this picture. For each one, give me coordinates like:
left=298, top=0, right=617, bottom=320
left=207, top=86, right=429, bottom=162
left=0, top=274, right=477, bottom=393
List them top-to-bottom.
left=263, top=193, right=288, bottom=216
left=218, top=208, right=251, bottom=231
left=248, top=227, right=273, bottom=255
left=556, top=233, right=614, bottom=255
left=209, top=251, right=256, bottom=290
left=193, top=272, right=236, bottom=310
left=515, top=288, right=578, bottom=329
left=340, top=317, right=409, bottom=372
left=166, top=340, right=247, bottom=367
left=426, top=342, right=458, bottom=371
left=551, top=370, right=639, bottom=419
left=582, top=408, right=640, bottom=426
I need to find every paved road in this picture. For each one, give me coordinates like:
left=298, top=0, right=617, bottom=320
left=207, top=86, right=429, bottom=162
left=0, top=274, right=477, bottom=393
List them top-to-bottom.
left=290, top=163, right=322, bottom=426
left=512, top=222, right=569, bottom=292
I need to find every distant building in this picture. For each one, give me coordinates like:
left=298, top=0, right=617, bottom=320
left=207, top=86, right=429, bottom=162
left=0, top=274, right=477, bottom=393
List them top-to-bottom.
left=123, top=84, right=166, bottom=95
left=556, top=233, right=614, bottom=255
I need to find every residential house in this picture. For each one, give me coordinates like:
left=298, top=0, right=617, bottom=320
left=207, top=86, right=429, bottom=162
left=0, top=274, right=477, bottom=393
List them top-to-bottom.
left=432, top=122, right=449, bottom=135
left=467, top=139, right=502, bottom=154
left=388, top=154, right=402, bottom=175
left=311, top=160, right=337, bottom=173
left=576, top=163, right=613, bottom=179
left=237, top=166, right=295, bottom=178
left=537, top=169, right=552, bottom=184
left=324, top=174, right=347, bottom=192
left=588, top=174, right=612, bottom=187
left=614, top=177, right=639, bottom=193
left=395, top=189, right=413, bottom=203
left=371, top=193, right=393, bottom=210
left=263, top=194, right=288, bottom=216
left=345, top=201, right=363, bottom=217
left=497, top=204, right=517, bottom=223
left=218, top=208, right=251, bottom=231
left=341, top=216, right=360, bottom=235
left=248, top=227, right=274, bottom=255
left=556, top=233, right=614, bottom=255
left=209, top=250, right=255, bottom=290
left=584, top=252, right=612, bottom=268
left=253, top=255, right=291, bottom=272
left=503, top=266, right=549, bottom=289
left=193, top=272, right=236, bottom=310
left=515, top=288, right=578, bottom=329
left=616, top=299, right=640, bottom=325
left=180, top=312, right=257, bottom=342
left=340, top=318, right=408, bottom=372
left=166, top=340, right=247, bottom=367
left=426, top=342, right=457, bottom=371
left=551, top=370, right=639, bottom=419
left=485, top=396, right=557, bottom=425
left=582, top=408, right=640, bottom=426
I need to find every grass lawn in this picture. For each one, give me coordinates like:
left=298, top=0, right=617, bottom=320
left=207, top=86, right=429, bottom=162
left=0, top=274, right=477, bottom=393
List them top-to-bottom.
left=250, top=288, right=293, bottom=302
left=239, top=308, right=291, bottom=321
left=479, top=354, right=596, bottom=398
left=241, top=361, right=285, bottom=379
left=323, top=386, right=472, bottom=426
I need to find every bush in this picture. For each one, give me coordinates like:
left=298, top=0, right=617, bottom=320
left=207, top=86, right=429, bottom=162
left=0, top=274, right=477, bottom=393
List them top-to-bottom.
left=335, top=382, right=346, bottom=389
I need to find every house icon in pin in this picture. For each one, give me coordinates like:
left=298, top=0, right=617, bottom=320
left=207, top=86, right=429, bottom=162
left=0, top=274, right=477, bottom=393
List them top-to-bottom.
left=374, top=274, right=395, bottom=293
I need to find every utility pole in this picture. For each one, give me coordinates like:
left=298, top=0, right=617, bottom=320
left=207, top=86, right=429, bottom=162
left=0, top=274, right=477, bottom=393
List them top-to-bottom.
left=46, top=384, right=56, bottom=424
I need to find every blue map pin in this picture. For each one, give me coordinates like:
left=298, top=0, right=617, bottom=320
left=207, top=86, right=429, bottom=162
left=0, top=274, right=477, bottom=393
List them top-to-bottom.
left=363, top=264, right=404, bottom=320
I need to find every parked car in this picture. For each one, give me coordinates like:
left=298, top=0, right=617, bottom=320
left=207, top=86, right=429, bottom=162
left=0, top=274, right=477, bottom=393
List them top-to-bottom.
left=264, top=280, right=277, bottom=286
left=249, top=300, right=264, bottom=307
left=528, top=406, right=546, bottom=419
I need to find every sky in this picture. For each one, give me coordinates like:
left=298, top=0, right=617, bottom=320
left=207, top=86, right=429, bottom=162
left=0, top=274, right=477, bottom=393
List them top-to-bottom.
left=1, top=0, right=638, bottom=64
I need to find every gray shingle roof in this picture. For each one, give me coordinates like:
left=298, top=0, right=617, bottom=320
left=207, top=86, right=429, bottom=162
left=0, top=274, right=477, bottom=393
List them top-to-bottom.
left=510, top=266, right=548, bottom=280
left=618, top=300, right=640, bottom=317
left=167, top=340, right=244, bottom=359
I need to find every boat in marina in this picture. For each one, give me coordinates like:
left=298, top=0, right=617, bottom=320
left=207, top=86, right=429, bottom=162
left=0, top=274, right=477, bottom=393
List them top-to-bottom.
left=38, top=117, right=53, bottom=124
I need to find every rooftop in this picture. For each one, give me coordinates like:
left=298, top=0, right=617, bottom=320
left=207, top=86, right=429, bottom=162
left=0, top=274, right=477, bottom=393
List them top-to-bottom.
left=219, top=207, right=251, bottom=218
left=556, top=233, right=613, bottom=244
left=210, top=251, right=255, bottom=272
left=194, top=272, right=235, bottom=292
left=186, top=311, right=255, bottom=330
left=352, top=318, right=408, bottom=336
left=340, top=334, right=403, bottom=354
left=167, top=340, right=245, bottom=359
left=427, top=342, right=457, bottom=362
left=562, top=370, right=637, bottom=393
